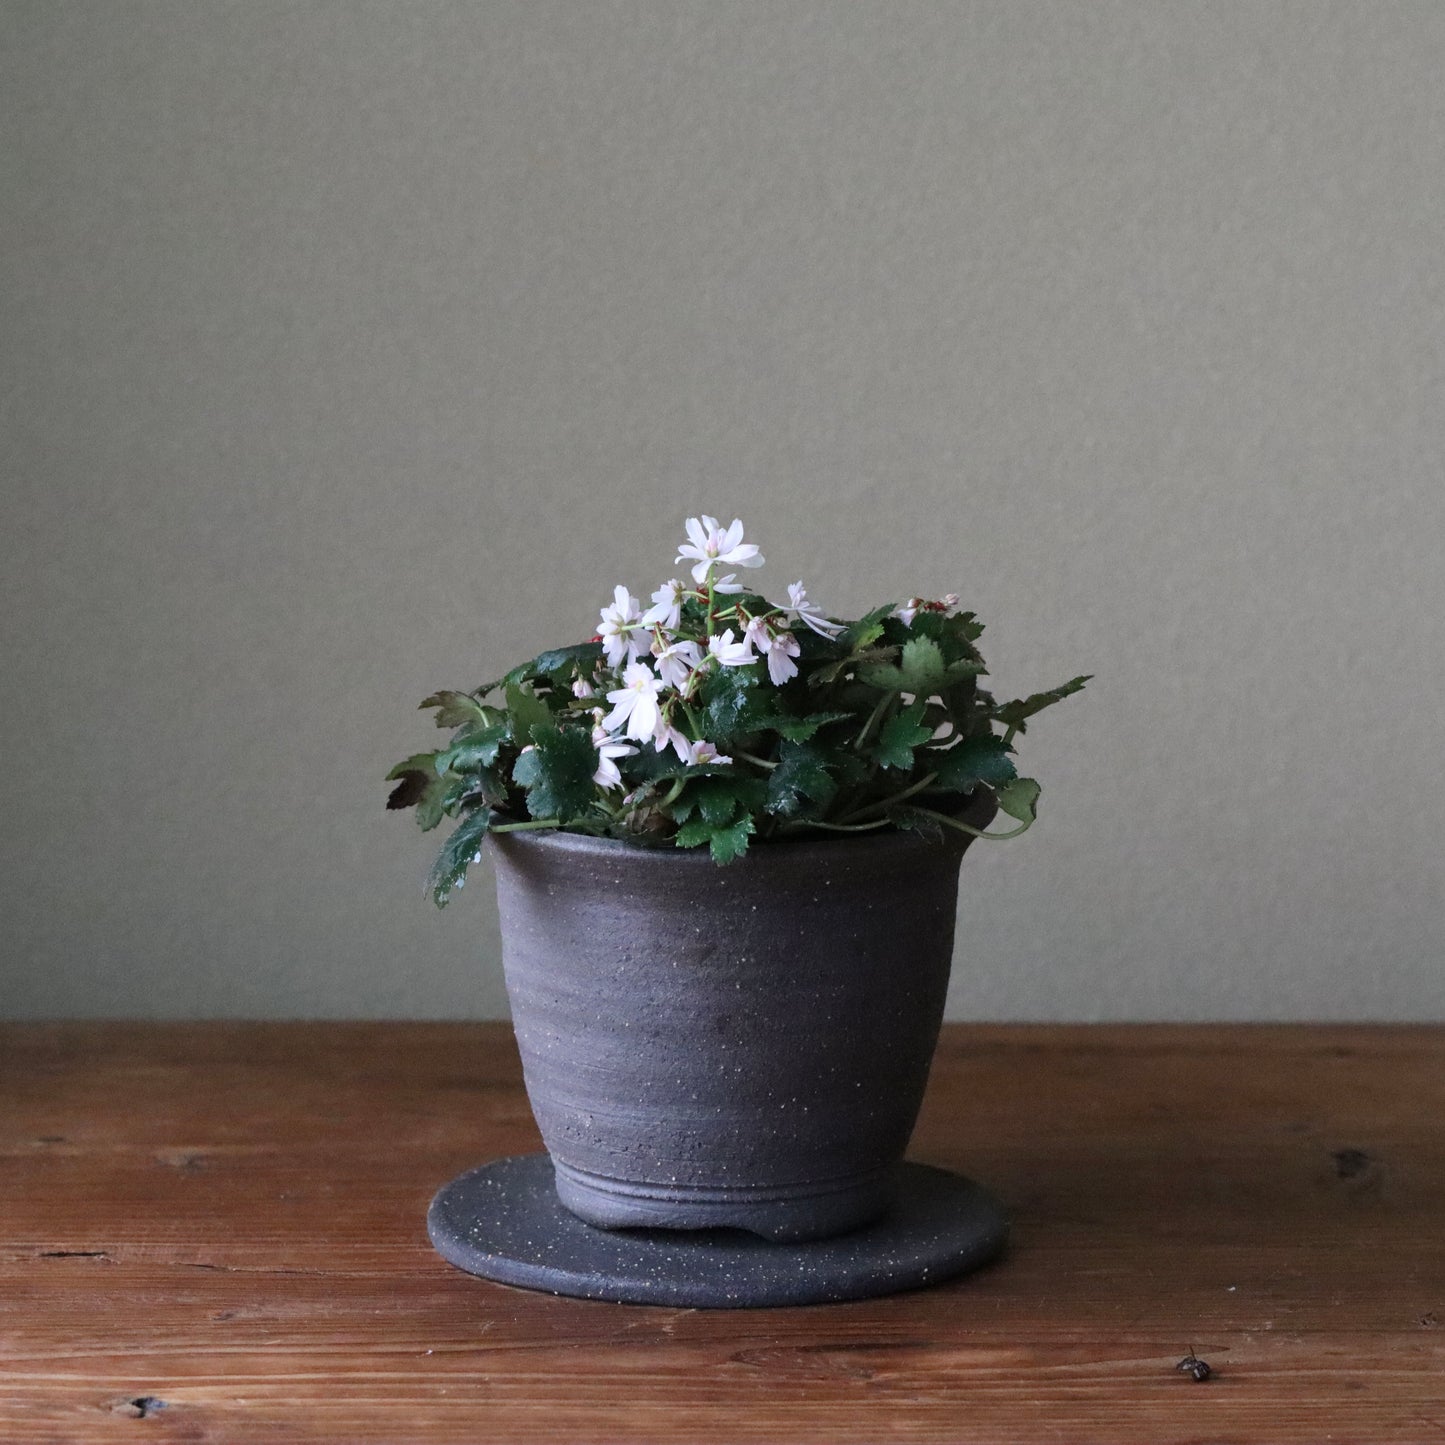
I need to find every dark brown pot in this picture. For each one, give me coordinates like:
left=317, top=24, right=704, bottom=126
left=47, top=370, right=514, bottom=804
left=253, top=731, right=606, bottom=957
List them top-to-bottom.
left=490, top=798, right=991, bottom=1243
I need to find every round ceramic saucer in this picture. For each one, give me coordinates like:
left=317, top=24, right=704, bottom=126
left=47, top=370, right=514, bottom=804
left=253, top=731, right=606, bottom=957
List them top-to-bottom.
left=427, top=1154, right=1008, bottom=1308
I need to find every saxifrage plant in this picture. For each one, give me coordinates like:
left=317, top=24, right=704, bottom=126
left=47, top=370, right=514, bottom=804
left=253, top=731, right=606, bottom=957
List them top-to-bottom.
left=388, top=516, right=1089, bottom=903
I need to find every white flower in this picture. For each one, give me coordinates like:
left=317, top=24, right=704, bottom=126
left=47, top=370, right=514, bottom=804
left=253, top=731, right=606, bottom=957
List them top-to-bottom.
left=676, top=516, right=764, bottom=584
left=713, top=573, right=744, bottom=595
left=642, top=579, right=687, bottom=630
left=783, top=581, right=845, bottom=639
left=598, top=585, right=646, bottom=667
left=942, top=593, right=960, bottom=610
left=894, top=597, right=923, bottom=627
left=742, top=615, right=801, bottom=686
left=707, top=628, right=756, bottom=668
left=651, top=636, right=702, bottom=691
left=603, top=661, right=664, bottom=742
left=572, top=676, right=596, bottom=699
left=653, top=723, right=688, bottom=761
left=591, top=725, right=636, bottom=790
left=685, top=738, right=732, bottom=767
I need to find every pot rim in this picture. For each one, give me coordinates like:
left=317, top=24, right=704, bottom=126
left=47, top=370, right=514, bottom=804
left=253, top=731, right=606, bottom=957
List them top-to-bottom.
left=486, top=787, right=996, bottom=866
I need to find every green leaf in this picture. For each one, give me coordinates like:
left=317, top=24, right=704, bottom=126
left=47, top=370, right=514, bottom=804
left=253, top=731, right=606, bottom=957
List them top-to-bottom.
left=843, top=605, right=893, bottom=651
left=943, top=610, right=985, bottom=646
left=861, top=636, right=986, bottom=696
left=530, top=641, right=604, bottom=678
left=698, top=664, right=763, bottom=741
left=994, top=676, right=1092, bottom=732
left=504, top=682, right=553, bottom=744
left=420, top=691, right=488, bottom=729
left=874, top=701, right=932, bottom=771
left=753, top=710, right=851, bottom=742
left=434, top=722, right=508, bottom=776
left=511, top=723, right=597, bottom=821
left=932, top=733, right=1017, bottom=791
left=765, top=740, right=837, bottom=817
left=386, top=753, right=450, bottom=830
left=440, top=768, right=508, bottom=817
left=672, top=773, right=766, bottom=828
left=995, top=776, right=1041, bottom=824
left=698, top=781, right=743, bottom=827
left=426, top=807, right=492, bottom=907
left=675, top=811, right=755, bottom=864
left=706, top=812, right=755, bottom=864
left=673, top=815, right=714, bottom=846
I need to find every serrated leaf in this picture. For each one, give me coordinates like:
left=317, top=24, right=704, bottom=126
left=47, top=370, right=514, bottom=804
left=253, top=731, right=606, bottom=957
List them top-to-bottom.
left=844, top=605, right=893, bottom=650
left=945, top=610, right=985, bottom=645
left=861, top=636, right=986, bottom=695
left=530, top=641, right=604, bottom=678
left=809, top=643, right=896, bottom=688
left=698, top=664, right=763, bottom=740
left=994, top=676, right=1092, bottom=732
left=504, top=683, right=553, bottom=744
left=420, top=690, right=488, bottom=729
left=874, top=701, right=932, bottom=770
left=753, top=710, right=851, bottom=742
left=435, top=722, right=508, bottom=775
left=511, top=723, right=597, bottom=821
left=932, top=733, right=1017, bottom=791
left=765, top=740, right=837, bottom=817
left=386, top=752, right=440, bottom=787
left=386, top=753, right=450, bottom=830
left=440, top=768, right=507, bottom=817
left=386, top=769, right=430, bottom=810
left=672, top=773, right=766, bottom=827
left=995, top=776, right=1041, bottom=823
left=698, top=781, right=743, bottom=827
left=426, top=807, right=492, bottom=907
left=675, top=811, right=755, bottom=863
left=706, top=812, right=755, bottom=864
left=673, top=815, right=715, bottom=847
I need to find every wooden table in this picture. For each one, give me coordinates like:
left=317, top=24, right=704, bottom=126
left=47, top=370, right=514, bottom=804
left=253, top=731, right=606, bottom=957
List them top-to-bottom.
left=2, top=1023, right=1442, bottom=1443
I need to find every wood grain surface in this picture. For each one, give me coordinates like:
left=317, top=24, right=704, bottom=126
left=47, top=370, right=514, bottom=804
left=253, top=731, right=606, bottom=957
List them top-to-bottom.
left=1, top=1022, right=1442, bottom=1443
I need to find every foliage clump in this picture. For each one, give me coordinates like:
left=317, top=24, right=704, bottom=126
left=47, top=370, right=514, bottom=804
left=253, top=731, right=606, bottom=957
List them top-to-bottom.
left=389, top=516, right=1088, bottom=903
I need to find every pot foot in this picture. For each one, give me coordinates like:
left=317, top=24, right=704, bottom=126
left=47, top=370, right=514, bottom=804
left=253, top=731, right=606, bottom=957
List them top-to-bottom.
left=427, top=1153, right=1008, bottom=1308
left=550, top=1156, right=892, bottom=1242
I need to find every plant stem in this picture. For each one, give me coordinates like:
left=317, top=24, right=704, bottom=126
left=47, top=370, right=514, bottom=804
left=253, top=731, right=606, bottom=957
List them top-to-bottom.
left=852, top=691, right=893, bottom=750
left=735, top=751, right=778, bottom=771
left=837, top=771, right=939, bottom=824
left=903, top=805, right=1034, bottom=841
left=778, top=815, right=894, bottom=835
left=489, top=817, right=561, bottom=833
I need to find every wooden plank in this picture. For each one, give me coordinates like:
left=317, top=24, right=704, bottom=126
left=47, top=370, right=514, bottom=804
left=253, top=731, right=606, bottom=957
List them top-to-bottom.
left=1, top=1023, right=1442, bottom=1443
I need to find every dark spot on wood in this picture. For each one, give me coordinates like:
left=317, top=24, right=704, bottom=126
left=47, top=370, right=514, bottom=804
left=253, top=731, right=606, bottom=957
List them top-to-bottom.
left=37, top=1135, right=65, bottom=1144
left=1332, top=1148, right=1373, bottom=1180
left=39, top=1249, right=113, bottom=1262
left=212, top=1309, right=237, bottom=1321
left=1421, top=1311, right=1438, bottom=1328
left=107, top=1396, right=167, bottom=1419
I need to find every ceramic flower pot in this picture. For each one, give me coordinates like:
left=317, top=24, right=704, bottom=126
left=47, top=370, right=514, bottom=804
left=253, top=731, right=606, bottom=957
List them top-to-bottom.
left=490, top=793, right=993, bottom=1244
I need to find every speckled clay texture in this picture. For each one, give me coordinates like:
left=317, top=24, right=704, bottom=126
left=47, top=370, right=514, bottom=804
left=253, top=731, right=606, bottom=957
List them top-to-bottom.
left=490, top=798, right=992, bottom=1242
left=428, top=1154, right=1009, bottom=1307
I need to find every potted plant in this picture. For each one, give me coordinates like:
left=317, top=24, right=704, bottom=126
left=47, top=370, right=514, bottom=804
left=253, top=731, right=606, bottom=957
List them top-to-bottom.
left=390, top=517, right=1087, bottom=1294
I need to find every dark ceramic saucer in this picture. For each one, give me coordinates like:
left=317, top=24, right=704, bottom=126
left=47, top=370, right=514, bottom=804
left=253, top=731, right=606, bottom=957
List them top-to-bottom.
left=427, top=1154, right=1008, bottom=1308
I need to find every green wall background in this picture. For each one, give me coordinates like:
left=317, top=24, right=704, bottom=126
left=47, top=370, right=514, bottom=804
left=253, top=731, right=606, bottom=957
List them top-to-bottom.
left=4, top=1, right=1443, bottom=1019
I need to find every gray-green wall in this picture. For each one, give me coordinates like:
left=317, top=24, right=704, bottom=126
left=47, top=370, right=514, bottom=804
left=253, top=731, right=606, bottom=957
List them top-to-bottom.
left=5, top=1, right=1443, bottom=1020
